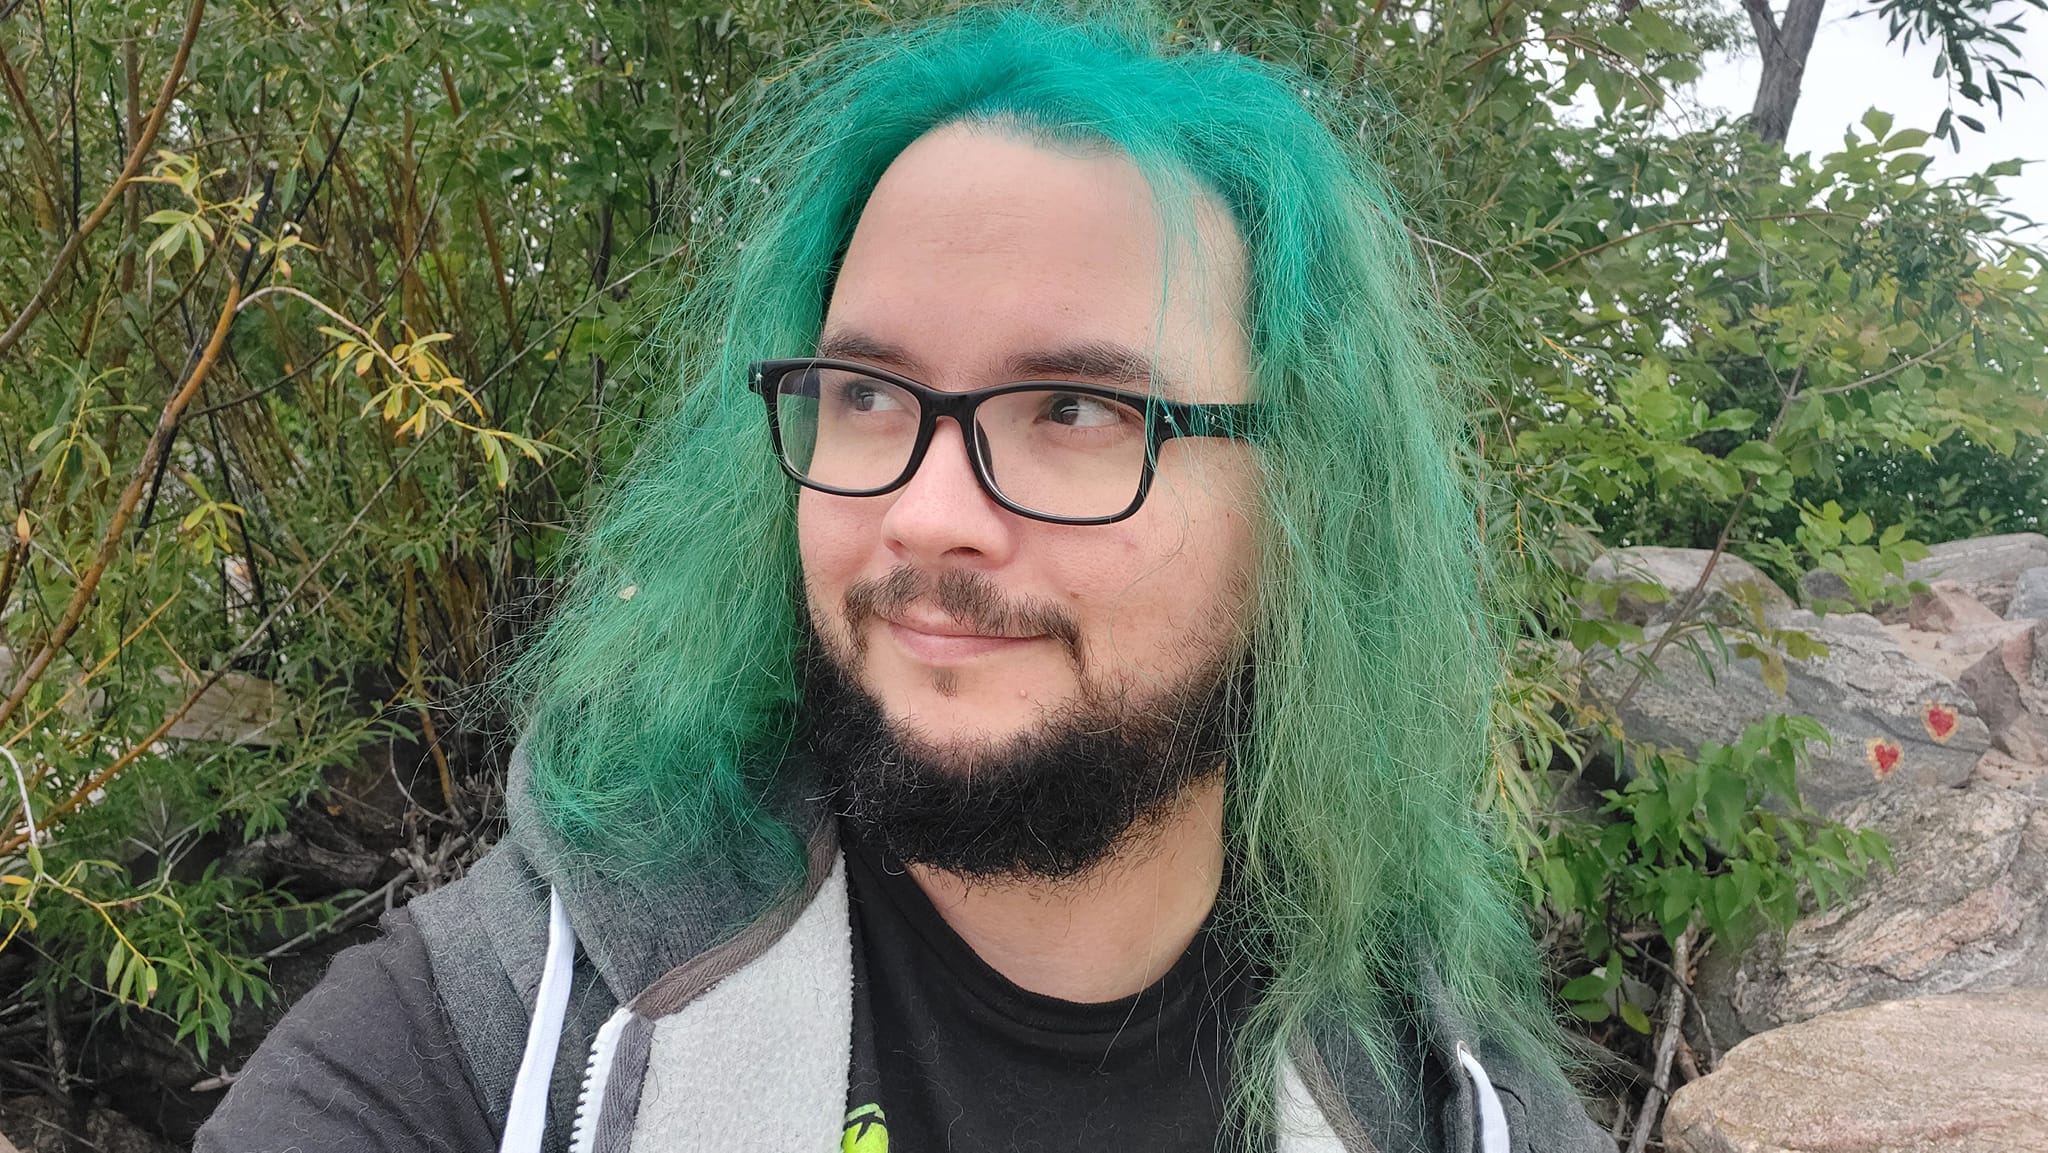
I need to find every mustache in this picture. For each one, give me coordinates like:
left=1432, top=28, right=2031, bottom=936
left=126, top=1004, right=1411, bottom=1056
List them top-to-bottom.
left=842, top=567, right=1081, bottom=661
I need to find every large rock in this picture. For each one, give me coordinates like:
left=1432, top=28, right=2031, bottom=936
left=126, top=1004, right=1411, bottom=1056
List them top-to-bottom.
left=1803, top=532, right=2048, bottom=617
left=1584, top=547, right=1796, bottom=627
left=2008, top=565, right=2048, bottom=620
left=1905, top=579, right=2004, bottom=633
left=1882, top=581, right=2037, bottom=683
left=1590, top=609, right=1990, bottom=818
left=1956, top=620, right=2048, bottom=795
left=1957, top=621, right=2048, bottom=759
left=1693, top=787, right=2048, bottom=1045
left=1664, top=989, right=2048, bottom=1153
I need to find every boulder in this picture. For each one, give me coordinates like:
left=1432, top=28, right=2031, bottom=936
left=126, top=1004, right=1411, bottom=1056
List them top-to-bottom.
left=1804, top=532, right=2048, bottom=618
left=1584, top=547, right=1795, bottom=627
left=2007, top=565, right=2048, bottom=621
left=1905, top=580, right=2004, bottom=633
left=1590, top=609, right=1990, bottom=818
left=1956, top=620, right=2048, bottom=764
left=1692, top=787, right=2048, bottom=1045
left=1663, top=989, right=2048, bottom=1153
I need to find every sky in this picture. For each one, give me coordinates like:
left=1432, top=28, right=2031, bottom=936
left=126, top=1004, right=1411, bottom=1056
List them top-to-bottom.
left=1690, top=6, right=2048, bottom=240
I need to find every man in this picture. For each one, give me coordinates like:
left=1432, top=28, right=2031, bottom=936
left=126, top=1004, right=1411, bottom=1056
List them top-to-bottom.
left=200, top=8, right=1612, bottom=1152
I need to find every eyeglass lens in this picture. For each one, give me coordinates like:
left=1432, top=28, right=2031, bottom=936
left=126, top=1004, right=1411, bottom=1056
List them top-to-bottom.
left=772, top=366, right=1150, bottom=519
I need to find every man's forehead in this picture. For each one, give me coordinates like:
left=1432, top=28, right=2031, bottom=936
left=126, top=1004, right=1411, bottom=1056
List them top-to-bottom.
left=820, top=125, right=1248, bottom=401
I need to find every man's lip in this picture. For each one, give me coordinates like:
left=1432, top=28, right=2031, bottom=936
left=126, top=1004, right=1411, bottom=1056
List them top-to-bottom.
left=879, top=613, right=1033, bottom=641
left=878, top=616, right=1041, bottom=662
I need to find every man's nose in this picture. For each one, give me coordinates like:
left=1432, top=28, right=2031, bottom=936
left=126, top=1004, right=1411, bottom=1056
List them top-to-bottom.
left=879, top=418, right=1016, bottom=565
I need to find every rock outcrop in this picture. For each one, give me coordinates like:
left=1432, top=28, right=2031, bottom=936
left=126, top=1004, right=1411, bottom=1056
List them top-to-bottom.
left=1633, top=533, right=2048, bottom=1151
left=1591, top=609, right=1990, bottom=819
left=1693, top=787, right=2048, bottom=1042
left=1663, top=989, right=2048, bottom=1153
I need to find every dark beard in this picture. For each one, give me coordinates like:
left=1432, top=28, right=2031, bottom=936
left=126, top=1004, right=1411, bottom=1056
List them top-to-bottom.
left=800, top=637, right=1250, bottom=882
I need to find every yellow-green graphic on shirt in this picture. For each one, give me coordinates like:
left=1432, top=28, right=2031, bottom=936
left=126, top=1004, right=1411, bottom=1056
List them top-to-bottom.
left=843, top=1102, right=888, bottom=1153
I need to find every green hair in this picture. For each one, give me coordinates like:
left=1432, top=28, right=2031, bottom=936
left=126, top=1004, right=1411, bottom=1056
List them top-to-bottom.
left=506, top=4, right=1568, bottom=1142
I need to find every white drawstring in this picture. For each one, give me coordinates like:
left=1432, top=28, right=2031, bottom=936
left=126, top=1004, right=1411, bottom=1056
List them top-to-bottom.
left=500, top=887, right=578, bottom=1153
left=1455, top=1043, right=1511, bottom=1153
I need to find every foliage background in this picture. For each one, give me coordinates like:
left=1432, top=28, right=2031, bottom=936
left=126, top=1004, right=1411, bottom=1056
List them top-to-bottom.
left=0, top=0, right=2041, bottom=1144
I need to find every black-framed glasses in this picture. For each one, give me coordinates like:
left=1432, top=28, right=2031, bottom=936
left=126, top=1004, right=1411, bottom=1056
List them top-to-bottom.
left=750, top=358, right=1261, bottom=525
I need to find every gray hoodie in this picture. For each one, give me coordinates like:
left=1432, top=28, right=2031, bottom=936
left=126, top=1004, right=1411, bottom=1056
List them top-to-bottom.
left=198, top=750, right=1616, bottom=1153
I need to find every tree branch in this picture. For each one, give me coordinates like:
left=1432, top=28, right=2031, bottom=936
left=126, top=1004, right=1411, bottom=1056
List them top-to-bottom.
left=0, top=270, right=240, bottom=751
left=1626, top=926, right=1697, bottom=1153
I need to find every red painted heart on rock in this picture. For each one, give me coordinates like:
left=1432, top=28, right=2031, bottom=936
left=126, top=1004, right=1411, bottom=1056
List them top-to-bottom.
left=1923, top=703, right=1959, bottom=742
left=1866, top=737, right=1904, bottom=778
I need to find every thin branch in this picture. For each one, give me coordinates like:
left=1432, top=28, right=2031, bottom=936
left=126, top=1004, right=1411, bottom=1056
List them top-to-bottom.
left=0, top=0, right=207, bottom=359
left=1538, top=210, right=1847, bottom=274
left=1410, top=229, right=1495, bottom=284
left=0, top=275, right=241, bottom=756
left=1806, top=334, right=1963, bottom=397
left=1601, top=355, right=1807, bottom=716
left=1626, top=925, right=1696, bottom=1153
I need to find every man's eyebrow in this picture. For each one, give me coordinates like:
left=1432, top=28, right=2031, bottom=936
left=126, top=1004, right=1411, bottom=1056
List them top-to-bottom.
left=815, top=330, right=923, bottom=373
left=814, top=332, right=1172, bottom=391
left=1005, top=341, right=1168, bottom=390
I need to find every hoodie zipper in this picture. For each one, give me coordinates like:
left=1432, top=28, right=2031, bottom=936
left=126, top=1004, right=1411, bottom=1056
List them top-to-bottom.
left=568, top=1005, right=635, bottom=1153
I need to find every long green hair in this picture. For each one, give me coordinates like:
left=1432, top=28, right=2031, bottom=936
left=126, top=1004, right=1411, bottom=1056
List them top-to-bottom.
left=506, top=3, right=1567, bottom=1140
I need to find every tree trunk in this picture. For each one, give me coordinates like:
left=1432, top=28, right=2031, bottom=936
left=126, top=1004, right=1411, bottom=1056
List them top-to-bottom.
left=1746, top=0, right=1828, bottom=146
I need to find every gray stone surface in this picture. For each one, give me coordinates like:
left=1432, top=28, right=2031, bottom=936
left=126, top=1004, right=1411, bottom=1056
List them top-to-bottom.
left=1910, top=533, right=2048, bottom=615
left=1584, top=547, right=1796, bottom=627
left=2010, top=565, right=2048, bottom=621
left=1590, top=609, right=1990, bottom=818
left=1692, top=787, right=2048, bottom=1045
left=1664, top=989, right=2048, bottom=1153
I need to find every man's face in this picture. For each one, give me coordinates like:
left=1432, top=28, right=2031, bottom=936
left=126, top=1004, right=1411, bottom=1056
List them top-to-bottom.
left=800, top=122, right=1259, bottom=762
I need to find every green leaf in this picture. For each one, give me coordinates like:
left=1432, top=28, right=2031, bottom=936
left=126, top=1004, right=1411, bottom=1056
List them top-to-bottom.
left=1726, top=441, right=1786, bottom=476
left=1558, top=970, right=1612, bottom=1001
left=1568, top=1000, right=1612, bottom=1023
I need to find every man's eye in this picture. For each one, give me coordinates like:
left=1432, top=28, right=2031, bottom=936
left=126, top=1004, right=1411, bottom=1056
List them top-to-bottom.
left=838, top=380, right=905, bottom=413
left=1042, top=393, right=1127, bottom=429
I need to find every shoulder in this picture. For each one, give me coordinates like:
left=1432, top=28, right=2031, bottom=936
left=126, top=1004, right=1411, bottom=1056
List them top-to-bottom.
left=195, top=908, right=499, bottom=1152
left=1481, top=1048, right=1616, bottom=1153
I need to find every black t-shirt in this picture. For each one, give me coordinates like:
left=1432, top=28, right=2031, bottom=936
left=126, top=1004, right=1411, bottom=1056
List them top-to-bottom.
left=841, top=824, right=1260, bottom=1152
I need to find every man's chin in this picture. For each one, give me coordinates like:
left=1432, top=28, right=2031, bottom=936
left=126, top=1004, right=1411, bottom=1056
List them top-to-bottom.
left=802, top=640, right=1247, bottom=882
left=868, top=692, right=1064, bottom=755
